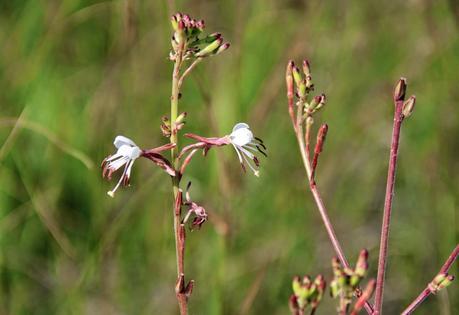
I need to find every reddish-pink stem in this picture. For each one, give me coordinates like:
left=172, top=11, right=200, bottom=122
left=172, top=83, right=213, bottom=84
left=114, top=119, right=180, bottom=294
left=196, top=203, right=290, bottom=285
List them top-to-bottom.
left=374, top=99, right=405, bottom=314
left=302, top=122, right=374, bottom=315
left=180, top=148, right=199, bottom=175
left=401, top=244, right=458, bottom=315
left=440, top=244, right=459, bottom=273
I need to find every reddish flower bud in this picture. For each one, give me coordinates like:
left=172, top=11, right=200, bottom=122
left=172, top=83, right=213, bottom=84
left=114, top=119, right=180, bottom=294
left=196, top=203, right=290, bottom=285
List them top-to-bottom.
left=302, top=59, right=311, bottom=77
left=394, top=77, right=407, bottom=102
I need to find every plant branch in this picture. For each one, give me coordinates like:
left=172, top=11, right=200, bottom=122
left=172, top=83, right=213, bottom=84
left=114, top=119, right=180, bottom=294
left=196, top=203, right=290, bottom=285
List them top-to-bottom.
left=178, top=58, right=203, bottom=89
left=374, top=91, right=406, bottom=314
left=299, top=118, right=374, bottom=315
left=180, top=148, right=199, bottom=175
left=401, top=244, right=459, bottom=315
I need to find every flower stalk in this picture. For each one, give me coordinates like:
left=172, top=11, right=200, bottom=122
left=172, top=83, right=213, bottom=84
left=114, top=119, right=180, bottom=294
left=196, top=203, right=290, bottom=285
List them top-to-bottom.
left=167, top=12, right=231, bottom=314
left=169, top=23, right=188, bottom=314
left=286, top=60, right=373, bottom=314
left=374, top=78, right=414, bottom=314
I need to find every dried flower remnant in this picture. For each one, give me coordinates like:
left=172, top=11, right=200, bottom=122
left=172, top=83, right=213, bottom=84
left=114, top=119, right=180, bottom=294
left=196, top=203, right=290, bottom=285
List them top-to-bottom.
left=181, top=122, right=266, bottom=176
left=102, top=135, right=175, bottom=197
left=181, top=182, right=208, bottom=230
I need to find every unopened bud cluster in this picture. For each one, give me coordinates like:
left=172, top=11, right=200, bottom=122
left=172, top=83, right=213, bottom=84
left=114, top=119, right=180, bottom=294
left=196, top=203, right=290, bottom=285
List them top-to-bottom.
left=170, top=13, right=230, bottom=61
left=286, top=60, right=326, bottom=118
left=330, top=250, right=369, bottom=305
left=290, top=274, right=326, bottom=314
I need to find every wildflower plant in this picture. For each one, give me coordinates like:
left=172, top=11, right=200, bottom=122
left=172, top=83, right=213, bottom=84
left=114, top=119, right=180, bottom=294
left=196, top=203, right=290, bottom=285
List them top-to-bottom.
left=101, top=13, right=264, bottom=314
left=285, top=58, right=458, bottom=314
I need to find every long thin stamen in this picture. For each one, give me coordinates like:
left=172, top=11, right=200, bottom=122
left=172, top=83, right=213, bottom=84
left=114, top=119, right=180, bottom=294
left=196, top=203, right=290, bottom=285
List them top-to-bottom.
left=231, top=143, right=244, bottom=164
left=244, top=143, right=267, bottom=157
left=238, top=146, right=255, bottom=159
left=239, top=146, right=259, bottom=176
left=107, top=162, right=130, bottom=197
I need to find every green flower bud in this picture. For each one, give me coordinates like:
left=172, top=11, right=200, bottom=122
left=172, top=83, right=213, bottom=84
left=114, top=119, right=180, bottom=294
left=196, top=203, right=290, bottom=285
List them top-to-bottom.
left=171, top=15, right=179, bottom=31
left=195, top=38, right=223, bottom=57
left=292, top=66, right=302, bottom=86
left=402, top=95, right=416, bottom=118
left=175, top=112, right=187, bottom=124
left=350, top=274, right=362, bottom=287
left=437, top=275, right=454, bottom=291
left=292, top=276, right=302, bottom=296
left=330, top=279, right=340, bottom=298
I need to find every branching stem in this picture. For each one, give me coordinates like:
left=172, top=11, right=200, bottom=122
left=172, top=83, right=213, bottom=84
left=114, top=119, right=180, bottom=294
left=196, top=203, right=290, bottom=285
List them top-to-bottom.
left=178, top=58, right=202, bottom=89
left=374, top=99, right=405, bottom=314
left=297, top=117, right=374, bottom=315
left=401, top=244, right=459, bottom=315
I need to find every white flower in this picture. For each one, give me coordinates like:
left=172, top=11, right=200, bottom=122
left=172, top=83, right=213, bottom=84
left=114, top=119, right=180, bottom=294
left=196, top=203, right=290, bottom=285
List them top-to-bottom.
left=229, top=123, right=266, bottom=177
left=102, top=135, right=142, bottom=197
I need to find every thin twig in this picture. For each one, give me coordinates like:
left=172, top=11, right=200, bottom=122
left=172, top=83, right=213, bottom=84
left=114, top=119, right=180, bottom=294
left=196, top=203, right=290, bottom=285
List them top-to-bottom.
left=178, top=58, right=202, bottom=89
left=374, top=85, right=406, bottom=314
left=300, top=119, right=374, bottom=315
left=180, top=148, right=199, bottom=175
left=401, top=244, right=459, bottom=315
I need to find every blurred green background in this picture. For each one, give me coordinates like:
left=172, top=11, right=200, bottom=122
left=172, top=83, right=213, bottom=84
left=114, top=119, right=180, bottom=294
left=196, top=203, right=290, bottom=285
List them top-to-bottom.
left=0, top=0, right=458, bottom=314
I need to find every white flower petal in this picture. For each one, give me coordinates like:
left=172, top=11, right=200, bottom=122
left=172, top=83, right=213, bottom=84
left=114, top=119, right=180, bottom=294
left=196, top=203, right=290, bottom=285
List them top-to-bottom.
left=232, top=122, right=250, bottom=133
left=230, top=127, right=254, bottom=147
left=114, top=135, right=137, bottom=148
left=116, top=145, right=141, bottom=160
left=238, top=146, right=255, bottom=159
left=105, top=152, right=123, bottom=162
left=108, top=156, right=129, bottom=172
left=125, top=160, right=135, bottom=179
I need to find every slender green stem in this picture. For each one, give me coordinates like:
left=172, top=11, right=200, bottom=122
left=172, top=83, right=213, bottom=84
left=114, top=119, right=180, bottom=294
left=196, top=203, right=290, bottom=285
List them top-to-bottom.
left=170, top=47, right=188, bottom=315
left=171, top=50, right=182, bottom=270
